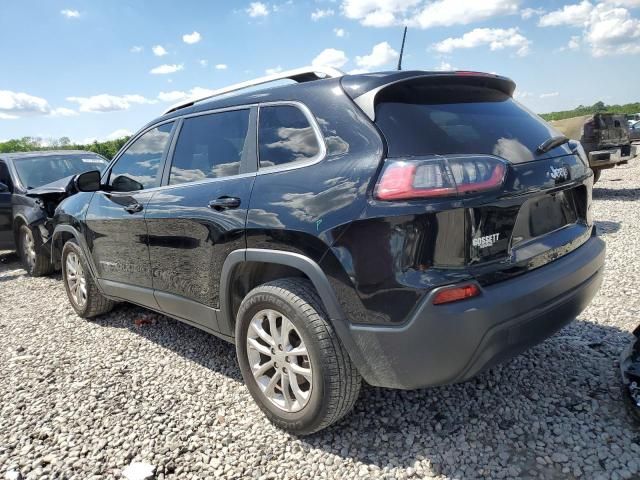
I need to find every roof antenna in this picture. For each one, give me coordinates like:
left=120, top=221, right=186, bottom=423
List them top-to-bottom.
left=397, top=26, right=407, bottom=70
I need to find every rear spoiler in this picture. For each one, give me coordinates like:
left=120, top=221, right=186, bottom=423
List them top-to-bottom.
left=341, top=71, right=516, bottom=121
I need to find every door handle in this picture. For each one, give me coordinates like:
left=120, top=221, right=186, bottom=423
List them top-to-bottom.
left=208, top=197, right=241, bottom=211
left=123, top=203, right=144, bottom=214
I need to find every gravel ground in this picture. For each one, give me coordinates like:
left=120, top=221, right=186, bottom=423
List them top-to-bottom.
left=2, top=161, right=640, bottom=480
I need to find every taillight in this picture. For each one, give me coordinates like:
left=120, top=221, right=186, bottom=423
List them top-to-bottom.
left=569, top=140, right=589, bottom=168
left=375, top=156, right=507, bottom=201
left=432, top=283, right=481, bottom=305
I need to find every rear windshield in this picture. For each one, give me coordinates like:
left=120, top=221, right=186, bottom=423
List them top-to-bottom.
left=375, top=84, right=559, bottom=164
left=14, top=154, right=108, bottom=189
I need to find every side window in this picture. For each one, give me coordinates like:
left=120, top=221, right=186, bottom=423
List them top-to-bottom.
left=258, top=105, right=321, bottom=168
left=169, top=109, right=250, bottom=185
left=108, top=123, right=174, bottom=192
left=0, top=162, right=11, bottom=189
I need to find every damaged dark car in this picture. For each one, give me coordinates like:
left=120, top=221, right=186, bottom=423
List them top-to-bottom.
left=0, top=151, right=109, bottom=275
left=621, top=325, right=640, bottom=422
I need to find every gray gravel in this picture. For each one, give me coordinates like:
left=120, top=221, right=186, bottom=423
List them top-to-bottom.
left=2, top=160, right=640, bottom=480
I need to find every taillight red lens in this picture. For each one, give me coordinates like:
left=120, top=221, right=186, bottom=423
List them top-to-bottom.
left=375, top=156, right=507, bottom=201
left=432, top=284, right=480, bottom=305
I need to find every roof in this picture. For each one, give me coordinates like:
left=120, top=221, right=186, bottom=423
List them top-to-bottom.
left=143, top=69, right=516, bottom=131
left=0, top=150, right=98, bottom=161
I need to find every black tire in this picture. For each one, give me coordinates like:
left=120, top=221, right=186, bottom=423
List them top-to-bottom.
left=593, top=168, right=602, bottom=183
left=18, top=225, right=53, bottom=277
left=61, top=240, right=114, bottom=318
left=235, top=278, right=361, bottom=435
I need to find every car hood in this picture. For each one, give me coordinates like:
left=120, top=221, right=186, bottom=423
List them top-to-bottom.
left=25, top=175, right=76, bottom=196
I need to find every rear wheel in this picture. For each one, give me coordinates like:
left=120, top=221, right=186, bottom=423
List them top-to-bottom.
left=18, top=225, right=53, bottom=276
left=62, top=240, right=114, bottom=318
left=235, top=278, right=361, bottom=435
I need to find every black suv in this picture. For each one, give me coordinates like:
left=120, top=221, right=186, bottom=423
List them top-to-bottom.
left=52, top=70, right=605, bottom=434
left=0, top=151, right=108, bottom=275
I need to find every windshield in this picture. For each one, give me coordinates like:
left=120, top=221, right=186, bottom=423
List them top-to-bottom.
left=375, top=84, right=560, bottom=164
left=14, top=154, right=109, bottom=189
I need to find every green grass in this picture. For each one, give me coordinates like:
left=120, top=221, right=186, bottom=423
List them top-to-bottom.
left=540, top=101, right=640, bottom=121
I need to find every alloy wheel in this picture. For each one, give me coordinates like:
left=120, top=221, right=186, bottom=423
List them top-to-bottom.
left=21, top=229, right=36, bottom=270
left=65, top=252, right=87, bottom=308
left=246, top=309, right=313, bottom=413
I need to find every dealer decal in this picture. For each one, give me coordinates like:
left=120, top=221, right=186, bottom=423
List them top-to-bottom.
left=473, top=233, right=500, bottom=249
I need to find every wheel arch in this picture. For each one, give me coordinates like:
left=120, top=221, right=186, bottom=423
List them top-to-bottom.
left=51, top=225, right=98, bottom=277
left=219, top=249, right=345, bottom=337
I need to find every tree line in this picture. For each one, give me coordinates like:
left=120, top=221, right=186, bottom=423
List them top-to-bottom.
left=540, top=101, right=640, bottom=122
left=0, top=136, right=130, bottom=160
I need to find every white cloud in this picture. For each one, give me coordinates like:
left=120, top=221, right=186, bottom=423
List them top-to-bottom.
left=341, top=0, right=520, bottom=29
left=341, top=0, right=420, bottom=27
left=412, top=0, right=521, bottom=29
left=606, top=0, right=640, bottom=6
left=538, top=1, right=593, bottom=27
left=247, top=2, right=269, bottom=17
left=540, top=2, right=640, bottom=57
left=586, top=3, right=640, bottom=56
left=521, top=7, right=545, bottom=19
left=312, top=8, right=335, bottom=20
left=61, top=9, right=80, bottom=18
left=334, top=27, right=346, bottom=37
left=433, top=27, right=531, bottom=56
left=182, top=31, right=202, bottom=44
left=567, top=35, right=582, bottom=50
left=355, top=41, right=398, bottom=69
left=152, top=45, right=168, bottom=57
left=130, top=46, right=143, bottom=53
left=312, top=48, right=348, bottom=68
left=199, top=59, right=208, bottom=67
left=434, top=60, right=455, bottom=71
left=215, top=63, right=228, bottom=70
left=149, top=64, right=184, bottom=75
left=265, top=66, right=283, bottom=75
left=348, top=68, right=370, bottom=74
left=157, top=87, right=215, bottom=103
left=0, top=90, right=50, bottom=117
left=514, top=90, right=534, bottom=100
left=540, top=92, right=560, bottom=98
left=66, top=94, right=155, bottom=112
left=50, top=107, right=79, bottom=117
left=105, top=129, right=132, bottom=140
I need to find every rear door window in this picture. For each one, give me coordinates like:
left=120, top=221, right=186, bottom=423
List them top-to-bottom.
left=374, top=84, right=559, bottom=164
left=258, top=105, right=321, bottom=168
left=169, top=109, right=250, bottom=185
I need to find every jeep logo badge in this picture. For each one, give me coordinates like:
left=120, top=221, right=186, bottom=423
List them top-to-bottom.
left=549, top=165, right=570, bottom=181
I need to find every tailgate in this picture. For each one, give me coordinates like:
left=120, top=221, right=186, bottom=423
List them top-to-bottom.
left=465, top=154, right=593, bottom=285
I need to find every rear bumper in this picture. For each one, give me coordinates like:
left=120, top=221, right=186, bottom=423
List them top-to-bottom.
left=589, top=146, right=633, bottom=167
left=339, top=236, right=605, bottom=389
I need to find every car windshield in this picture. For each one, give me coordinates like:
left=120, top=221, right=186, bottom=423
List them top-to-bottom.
left=14, top=154, right=109, bottom=189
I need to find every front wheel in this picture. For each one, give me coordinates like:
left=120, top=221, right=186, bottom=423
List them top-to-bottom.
left=18, top=225, right=53, bottom=276
left=61, top=240, right=114, bottom=318
left=235, top=278, right=361, bottom=435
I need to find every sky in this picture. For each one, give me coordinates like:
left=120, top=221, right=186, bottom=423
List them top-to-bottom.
left=1, top=0, right=640, bottom=143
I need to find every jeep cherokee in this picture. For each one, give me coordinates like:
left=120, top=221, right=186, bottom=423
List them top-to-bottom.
left=51, top=68, right=605, bottom=434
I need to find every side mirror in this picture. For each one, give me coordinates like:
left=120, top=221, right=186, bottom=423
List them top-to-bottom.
left=75, top=170, right=102, bottom=192
left=0, top=182, right=9, bottom=193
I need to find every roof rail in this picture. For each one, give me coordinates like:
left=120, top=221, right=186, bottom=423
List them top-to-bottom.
left=163, top=65, right=345, bottom=115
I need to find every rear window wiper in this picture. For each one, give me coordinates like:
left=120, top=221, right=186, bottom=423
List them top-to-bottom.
left=536, top=135, right=570, bottom=154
